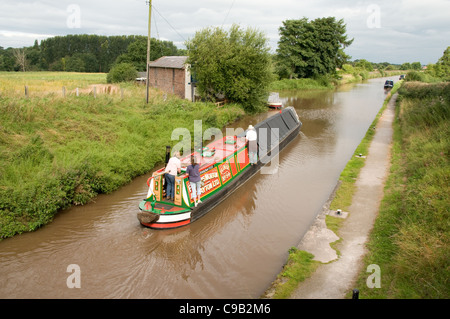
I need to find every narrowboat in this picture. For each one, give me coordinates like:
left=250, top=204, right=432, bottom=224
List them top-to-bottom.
left=384, top=80, right=394, bottom=89
left=267, top=92, right=283, bottom=109
left=137, top=106, right=302, bottom=229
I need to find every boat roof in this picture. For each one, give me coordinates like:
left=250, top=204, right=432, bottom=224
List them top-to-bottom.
left=156, top=107, right=301, bottom=177
left=179, top=136, right=246, bottom=173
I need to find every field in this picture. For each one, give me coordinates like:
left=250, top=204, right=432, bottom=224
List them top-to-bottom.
left=0, top=72, right=245, bottom=239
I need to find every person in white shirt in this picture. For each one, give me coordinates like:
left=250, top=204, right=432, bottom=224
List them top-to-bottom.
left=245, top=125, right=257, bottom=165
left=164, top=151, right=181, bottom=200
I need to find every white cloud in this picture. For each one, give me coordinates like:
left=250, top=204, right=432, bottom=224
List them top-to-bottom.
left=0, top=0, right=448, bottom=64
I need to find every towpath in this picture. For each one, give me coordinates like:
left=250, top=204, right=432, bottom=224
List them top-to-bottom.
left=290, top=93, right=397, bottom=299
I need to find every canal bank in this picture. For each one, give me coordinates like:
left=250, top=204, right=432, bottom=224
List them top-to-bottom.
left=270, top=92, right=397, bottom=299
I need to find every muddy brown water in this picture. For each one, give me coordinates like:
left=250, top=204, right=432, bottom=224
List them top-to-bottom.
left=0, top=77, right=398, bottom=298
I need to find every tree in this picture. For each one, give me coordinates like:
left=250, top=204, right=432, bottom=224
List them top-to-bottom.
left=276, top=17, right=353, bottom=79
left=186, top=24, right=273, bottom=113
left=115, top=37, right=185, bottom=72
left=426, top=46, right=450, bottom=80
left=0, top=47, right=15, bottom=71
left=13, top=48, right=27, bottom=71
left=65, top=55, right=85, bottom=72
left=354, top=59, right=374, bottom=71
left=106, top=62, right=137, bottom=83
left=400, top=62, right=411, bottom=70
left=411, top=62, right=422, bottom=70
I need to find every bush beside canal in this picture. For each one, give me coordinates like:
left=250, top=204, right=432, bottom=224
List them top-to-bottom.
left=0, top=73, right=245, bottom=239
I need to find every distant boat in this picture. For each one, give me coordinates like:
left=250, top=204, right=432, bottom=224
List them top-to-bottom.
left=384, top=80, right=394, bottom=89
left=267, top=92, right=282, bottom=109
left=137, top=107, right=302, bottom=229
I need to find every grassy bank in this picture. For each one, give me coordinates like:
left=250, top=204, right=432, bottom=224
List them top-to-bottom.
left=269, top=70, right=405, bottom=91
left=0, top=72, right=245, bottom=239
left=269, top=77, right=334, bottom=90
left=354, top=81, right=449, bottom=298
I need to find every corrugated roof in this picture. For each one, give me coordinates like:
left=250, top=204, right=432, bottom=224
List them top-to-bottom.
left=148, top=56, right=188, bottom=69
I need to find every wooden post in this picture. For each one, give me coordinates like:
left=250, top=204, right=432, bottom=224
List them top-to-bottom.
left=146, top=0, right=152, bottom=104
left=24, top=85, right=28, bottom=98
left=62, top=86, right=66, bottom=98
left=93, top=86, right=96, bottom=98
left=76, top=87, right=79, bottom=97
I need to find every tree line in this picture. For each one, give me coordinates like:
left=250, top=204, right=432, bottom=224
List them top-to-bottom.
left=0, top=34, right=186, bottom=73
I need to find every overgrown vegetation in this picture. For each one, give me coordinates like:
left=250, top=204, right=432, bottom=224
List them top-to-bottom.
left=275, top=17, right=353, bottom=79
left=186, top=24, right=273, bottom=113
left=0, top=35, right=185, bottom=73
left=107, top=63, right=138, bottom=83
left=0, top=72, right=244, bottom=239
left=269, top=76, right=334, bottom=90
left=355, top=81, right=449, bottom=298
left=261, top=248, right=320, bottom=299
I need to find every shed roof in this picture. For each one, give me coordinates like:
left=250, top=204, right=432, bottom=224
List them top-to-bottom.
left=148, top=56, right=188, bottom=69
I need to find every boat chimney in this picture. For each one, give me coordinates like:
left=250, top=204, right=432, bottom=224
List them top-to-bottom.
left=165, top=146, right=171, bottom=164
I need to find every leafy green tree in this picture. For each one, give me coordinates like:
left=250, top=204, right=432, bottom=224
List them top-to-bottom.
left=276, top=17, right=353, bottom=79
left=186, top=24, right=273, bottom=113
left=115, top=37, right=184, bottom=72
left=436, top=46, right=450, bottom=80
left=0, top=47, right=15, bottom=71
left=65, top=55, right=85, bottom=72
left=355, top=59, right=374, bottom=71
left=106, top=62, right=137, bottom=83
left=400, top=62, right=411, bottom=70
left=411, top=62, right=422, bottom=70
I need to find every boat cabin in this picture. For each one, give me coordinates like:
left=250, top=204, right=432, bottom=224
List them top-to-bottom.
left=149, top=135, right=249, bottom=208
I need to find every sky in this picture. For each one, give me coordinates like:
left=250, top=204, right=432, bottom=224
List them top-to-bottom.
left=0, top=0, right=449, bottom=65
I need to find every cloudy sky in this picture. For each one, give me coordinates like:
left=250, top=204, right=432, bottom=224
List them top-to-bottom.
left=1, top=0, right=449, bottom=65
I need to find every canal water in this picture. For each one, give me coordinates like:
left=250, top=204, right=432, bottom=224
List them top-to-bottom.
left=0, top=76, right=398, bottom=298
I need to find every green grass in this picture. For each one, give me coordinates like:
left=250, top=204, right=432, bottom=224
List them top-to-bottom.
left=0, top=72, right=245, bottom=239
left=269, top=77, right=334, bottom=90
left=355, top=81, right=449, bottom=298
left=262, top=248, right=320, bottom=299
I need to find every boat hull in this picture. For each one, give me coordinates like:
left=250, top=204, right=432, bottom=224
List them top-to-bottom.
left=268, top=102, right=282, bottom=109
left=138, top=211, right=192, bottom=229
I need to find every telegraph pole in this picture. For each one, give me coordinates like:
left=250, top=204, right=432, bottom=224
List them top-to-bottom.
left=146, top=0, right=152, bottom=104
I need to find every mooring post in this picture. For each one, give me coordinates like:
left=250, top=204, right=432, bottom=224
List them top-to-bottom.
left=352, top=289, right=359, bottom=299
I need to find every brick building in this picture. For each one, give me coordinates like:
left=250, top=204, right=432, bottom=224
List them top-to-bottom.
left=147, top=56, right=195, bottom=101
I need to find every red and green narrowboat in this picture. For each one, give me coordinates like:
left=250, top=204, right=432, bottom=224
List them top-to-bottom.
left=137, top=106, right=302, bottom=229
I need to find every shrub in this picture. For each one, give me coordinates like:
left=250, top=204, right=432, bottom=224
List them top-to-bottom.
left=107, top=62, right=137, bottom=83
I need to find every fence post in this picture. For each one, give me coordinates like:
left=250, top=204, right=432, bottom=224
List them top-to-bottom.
left=24, top=85, right=28, bottom=98
left=62, top=86, right=66, bottom=98
left=93, top=86, right=96, bottom=98
left=76, top=87, right=79, bottom=97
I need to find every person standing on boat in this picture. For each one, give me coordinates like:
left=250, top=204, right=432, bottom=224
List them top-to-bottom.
left=246, top=125, right=257, bottom=165
left=164, top=151, right=181, bottom=201
left=186, top=156, right=202, bottom=207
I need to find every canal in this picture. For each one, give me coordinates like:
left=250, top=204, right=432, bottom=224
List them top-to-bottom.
left=0, top=76, right=398, bottom=298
